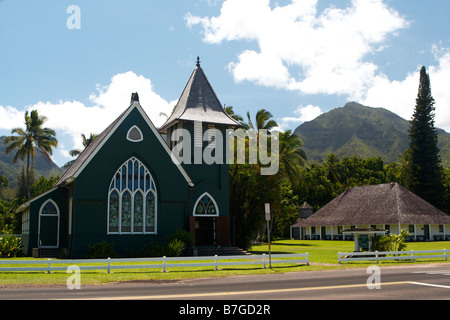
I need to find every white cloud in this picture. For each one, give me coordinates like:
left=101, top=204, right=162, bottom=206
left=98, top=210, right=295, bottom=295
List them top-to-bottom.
left=186, top=0, right=409, bottom=98
left=186, top=0, right=450, bottom=133
left=361, top=48, right=450, bottom=132
left=0, top=71, right=176, bottom=164
left=89, top=71, right=176, bottom=130
left=279, top=104, right=323, bottom=130
left=0, top=105, right=24, bottom=130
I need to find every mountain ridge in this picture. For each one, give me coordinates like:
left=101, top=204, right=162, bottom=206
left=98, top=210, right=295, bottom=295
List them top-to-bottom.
left=294, top=102, right=450, bottom=166
left=0, top=136, right=62, bottom=188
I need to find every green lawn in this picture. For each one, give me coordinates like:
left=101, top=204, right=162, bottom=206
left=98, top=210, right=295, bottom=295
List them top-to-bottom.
left=251, top=239, right=450, bottom=264
left=0, top=240, right=448, bottom=286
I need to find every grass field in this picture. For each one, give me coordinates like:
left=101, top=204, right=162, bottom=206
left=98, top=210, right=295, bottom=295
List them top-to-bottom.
left=0, top=240, right=448, bottom=286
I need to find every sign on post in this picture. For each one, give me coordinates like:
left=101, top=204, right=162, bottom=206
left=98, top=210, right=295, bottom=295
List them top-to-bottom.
left=265, top=203, right=272, bottom=268
left=265, top=203, right=270, bottom=221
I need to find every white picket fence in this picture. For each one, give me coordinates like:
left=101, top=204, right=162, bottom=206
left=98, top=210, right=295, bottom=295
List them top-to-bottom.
left=338, top=249, right=449, bottom=263
left=0, top=253, right=309, bottom=273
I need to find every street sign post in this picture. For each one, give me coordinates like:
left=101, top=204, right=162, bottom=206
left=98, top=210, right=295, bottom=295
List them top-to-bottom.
left=265, top=203, right=271, bottom=269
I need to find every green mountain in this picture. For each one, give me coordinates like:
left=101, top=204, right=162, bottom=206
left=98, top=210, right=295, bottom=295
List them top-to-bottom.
left=294, top=102, right=450, bottom=166
left=0, top=136, right=62, bottom=188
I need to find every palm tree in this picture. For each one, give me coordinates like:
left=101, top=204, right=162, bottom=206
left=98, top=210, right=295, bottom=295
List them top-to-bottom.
left=224, top=105, right=244, bottom=124
left=245, top=109, right=278, bottom=131
left=5, top=110, right=58, bottom=199
left=278, top=130, right=307, bottom=186
left=63, top=133, right=98, bottom=169
left=396, top=149, right=410, bottom=185
left=322, top=153, right=342, bottom=184
left=0, top=175, right=8, bottom=194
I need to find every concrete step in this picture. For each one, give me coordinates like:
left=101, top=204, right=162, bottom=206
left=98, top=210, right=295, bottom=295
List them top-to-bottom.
left=37, top=248, right=61, bottom=258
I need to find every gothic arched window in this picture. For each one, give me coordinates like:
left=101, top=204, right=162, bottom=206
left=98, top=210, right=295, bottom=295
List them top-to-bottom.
left=107, top=157, right=157, bottom=234
left=193, top=193, right=219, bottom=216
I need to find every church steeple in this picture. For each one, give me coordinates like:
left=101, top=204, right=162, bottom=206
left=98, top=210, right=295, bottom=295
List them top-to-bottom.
left=158, top=58, right=240, bottom=133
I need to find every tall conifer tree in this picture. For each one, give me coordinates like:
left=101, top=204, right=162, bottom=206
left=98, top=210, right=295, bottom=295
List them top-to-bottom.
left=406, top=66, right=445, bottom=210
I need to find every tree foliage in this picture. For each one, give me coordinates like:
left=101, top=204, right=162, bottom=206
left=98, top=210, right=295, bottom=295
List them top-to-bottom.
left=406, top=66, right=446, bottom=210
left=228, top=109, right=308, bottom=249
left=4, top=110, right=58, bottom=199
left=372, top=229, right=409, bottom=253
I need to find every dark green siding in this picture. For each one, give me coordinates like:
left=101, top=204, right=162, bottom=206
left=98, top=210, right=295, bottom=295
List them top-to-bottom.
left=23, top=104, right=233, bottom=258
left=70, top=107, right=191, bottom=258
left=180, top=122, right=230, bottom=217
left=23, top=187, right=68, bottom=256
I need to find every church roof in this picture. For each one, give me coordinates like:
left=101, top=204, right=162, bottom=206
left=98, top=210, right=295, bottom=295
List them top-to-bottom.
left=159, top=57, right=241, bottom=133
left=17, top=93, right=195, bottom=213
left=56, top=93, right=194, bottom=188
left=293, top=183, right=450, bottom=227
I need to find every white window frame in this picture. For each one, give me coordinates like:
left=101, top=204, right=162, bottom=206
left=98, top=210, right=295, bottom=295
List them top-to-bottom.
left=194, top=121, right=203, bottom=147
left=126, top=125, right=144, bottom=142
left=107, top=157, right=157, bottom=235
left=193, top=192, right=219, bottom=217
left=38, top=199, right=60, bottom=248
left=22, top=209, right=30, bottom=235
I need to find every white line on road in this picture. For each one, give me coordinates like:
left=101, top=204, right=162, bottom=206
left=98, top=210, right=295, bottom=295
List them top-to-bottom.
left=61, top=281, right=411, bottom=300
left=410, top=282, right=450, bottom=289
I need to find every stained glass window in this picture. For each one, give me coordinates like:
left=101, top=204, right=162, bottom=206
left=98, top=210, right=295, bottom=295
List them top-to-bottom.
left=107, top=157, right=157, bottom=234
left=127, top=161, right=132, bottom=190
left=109, top=191, right=119, bottom=233
left=121, top=191, right=131, bottom=233
left=134, top=192, right=143, bottom=233
left=145, top=192, right=156, bottom=233
left=194, top=194, right=218, bottom=216
left=41, top=202, right=58, bottom=215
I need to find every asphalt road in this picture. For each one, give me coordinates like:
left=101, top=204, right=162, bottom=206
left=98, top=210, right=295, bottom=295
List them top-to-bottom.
left=2, top=263, right=450, bottom=302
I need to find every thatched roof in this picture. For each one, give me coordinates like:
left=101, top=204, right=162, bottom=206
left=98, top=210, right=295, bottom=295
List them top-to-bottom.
left=293, top=183, right=450, bottom=227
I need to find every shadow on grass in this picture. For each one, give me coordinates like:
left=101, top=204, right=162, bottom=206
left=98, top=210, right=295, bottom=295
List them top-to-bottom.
left=252, top=242, right=317, bottom=248
left=248, top=250, right=300, bottom=255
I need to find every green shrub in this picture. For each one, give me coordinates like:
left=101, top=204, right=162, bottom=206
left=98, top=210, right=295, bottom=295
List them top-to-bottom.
left=165, top=229, right=194, bottom=248
left=373, top=229, right=409, bottom=254
left=0, top=236, right=22, bottom=258
left=166, top=239, right=185, bottom=257
left=86, top=240, right=117, bottom=259
left=149, top=242, right=167, bottom=257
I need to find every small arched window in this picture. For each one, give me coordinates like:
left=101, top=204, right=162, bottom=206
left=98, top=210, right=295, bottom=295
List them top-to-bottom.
left=127, top=125, right=143, bottom=142
left=108, top=157, right=157, bottom=234
left=193, top=193, right=219, bottom=216
left=41, top=201, right=58, bottom=215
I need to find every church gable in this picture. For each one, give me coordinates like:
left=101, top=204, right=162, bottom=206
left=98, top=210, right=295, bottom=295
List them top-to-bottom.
left=64, top=98, right=194, bottom=257
left=73, top=100, right=193, bottom=201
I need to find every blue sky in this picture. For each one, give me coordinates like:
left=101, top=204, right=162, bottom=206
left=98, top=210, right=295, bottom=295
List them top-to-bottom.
left=1, top=0, right=450, bottom=167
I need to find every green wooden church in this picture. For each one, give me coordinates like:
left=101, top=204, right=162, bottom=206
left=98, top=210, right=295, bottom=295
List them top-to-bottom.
left=17, top=58, right=241, bottom=258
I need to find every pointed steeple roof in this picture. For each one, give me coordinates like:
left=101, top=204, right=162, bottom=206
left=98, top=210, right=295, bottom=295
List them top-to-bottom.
left=159, top=57, right=241, bottom=132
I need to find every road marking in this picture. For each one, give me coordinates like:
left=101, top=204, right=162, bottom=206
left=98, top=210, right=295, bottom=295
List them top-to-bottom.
left=412, top=271, right=450, bottom=276
left=62, top=281, right=411, bottom=300
left=410, top=282, right=450, bottom=289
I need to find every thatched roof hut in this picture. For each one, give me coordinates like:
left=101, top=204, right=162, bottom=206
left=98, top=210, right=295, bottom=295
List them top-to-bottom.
left=293, top=183, right=450, bottom=227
